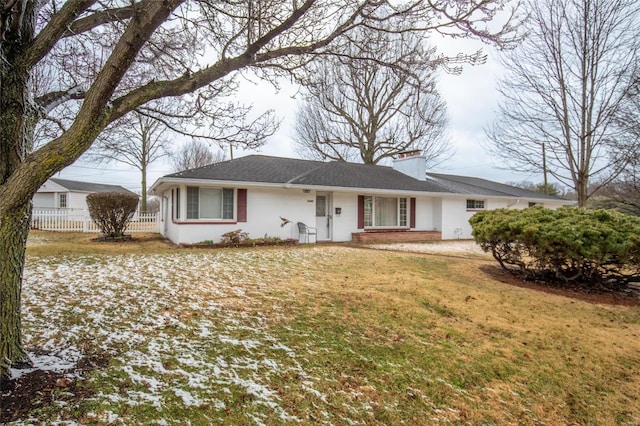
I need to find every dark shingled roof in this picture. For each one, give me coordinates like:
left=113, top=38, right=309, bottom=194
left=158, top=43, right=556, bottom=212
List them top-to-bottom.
left=162, top=155, right=567, bottom=201
left=166, top=155, right=451, bottom=193
left=166, top=156, right=325, bottom=184
left=292, top=161, right=449, bottom=192
left=426, top=173, right=564, bottom=200
left=50, top=178, right=135, bottom=195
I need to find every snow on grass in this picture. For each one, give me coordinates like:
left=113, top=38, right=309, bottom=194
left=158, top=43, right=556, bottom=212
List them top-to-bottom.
left=20, top=248, right=340, bottom=425
left=9, top=351, right=80, bottom=379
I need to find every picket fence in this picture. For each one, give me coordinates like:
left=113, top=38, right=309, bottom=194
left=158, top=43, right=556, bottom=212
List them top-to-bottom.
left=31, top=209, right=160, bottom=234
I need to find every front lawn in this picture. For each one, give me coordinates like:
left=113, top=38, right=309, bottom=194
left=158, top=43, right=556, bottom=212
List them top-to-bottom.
left=3, top=231, right=639, bottom=425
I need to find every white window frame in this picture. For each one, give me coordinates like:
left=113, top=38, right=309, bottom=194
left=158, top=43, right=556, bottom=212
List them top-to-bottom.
left=186, top=186, right=235, bottom=221
left=58, top=193, right=67, bottom=208
left=364, top=195, right=409, bottom=228
left=466, top=199, right=485, bottom=210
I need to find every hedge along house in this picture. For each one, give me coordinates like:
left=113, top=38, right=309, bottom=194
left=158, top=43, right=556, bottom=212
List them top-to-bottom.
left=150, top=152, right=572, bottom=245
left=34, top=178, right=136, bottom=211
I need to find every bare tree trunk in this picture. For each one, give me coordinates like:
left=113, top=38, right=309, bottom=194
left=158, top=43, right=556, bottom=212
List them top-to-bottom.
left=0, top=0, right=34, bottom=383
left=542, top=143, right=549, bottom=195
left=141, top=162, right=147, bottom=213
left=576, top=175, right=589, bottom=207
left=0, top=202, right=32, bottom=384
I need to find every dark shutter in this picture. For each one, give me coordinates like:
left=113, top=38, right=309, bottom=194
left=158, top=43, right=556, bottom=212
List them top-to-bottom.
left=237, top=189, right=247, bottom=222
left=357, top=195, right=364, bottom=229
left=410, top=197, right=416, bottom=228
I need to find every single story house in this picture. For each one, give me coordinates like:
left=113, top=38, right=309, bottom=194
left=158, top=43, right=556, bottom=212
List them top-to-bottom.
left=149, top=152, right=573, bottom=244
left=33, top=178, right=136, bottom=210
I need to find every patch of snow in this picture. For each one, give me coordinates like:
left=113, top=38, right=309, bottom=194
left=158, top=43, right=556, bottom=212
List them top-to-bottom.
left=20, top=248, right=358, bottom=424
left=10, top=351, right=79, bottom=379
left=174, top=388, right=201, bottom=407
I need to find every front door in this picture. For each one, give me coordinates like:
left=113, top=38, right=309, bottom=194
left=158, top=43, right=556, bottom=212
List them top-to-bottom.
left=315, top=193, right=332, bottom=241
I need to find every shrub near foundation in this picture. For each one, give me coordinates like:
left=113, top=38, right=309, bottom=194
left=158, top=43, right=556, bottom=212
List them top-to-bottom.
left=86, top=192, right=139, bottom=238
left=470, top=206, right=640, bottom=287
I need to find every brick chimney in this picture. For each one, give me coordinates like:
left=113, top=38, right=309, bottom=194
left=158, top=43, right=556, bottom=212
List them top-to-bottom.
left=392, top=150, right=426, bottom=181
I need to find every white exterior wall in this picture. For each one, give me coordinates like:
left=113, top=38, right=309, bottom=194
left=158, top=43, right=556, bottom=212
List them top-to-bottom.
left=156, top=181, right=572, bottom=244
left=160, top=186, right=317, bottom=245
left=157, top=187, right=444, bottom=244
left=245, top=188, right=315, bottom=241
left=32, top=191, right=85, bottom=209
left=330, top=191, right=359, bottom=242
left=68, top=192, right=89, bottom=210
left=33, top=193, right=55, bottom=208
left=414, top=197, right=435, bottom=231
left=439, top=197, right=571, bottom=240
left=440, top=197, right=528, bottom=240
left=432, top=198, right=443, bottom=232
left=440, top=198, right=472, bottom=239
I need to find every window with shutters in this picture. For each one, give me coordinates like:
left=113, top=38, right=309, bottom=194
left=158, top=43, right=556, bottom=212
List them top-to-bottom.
left=185, top=187, right=236, bottom=220
left=363, top=196, right=409, bottom=228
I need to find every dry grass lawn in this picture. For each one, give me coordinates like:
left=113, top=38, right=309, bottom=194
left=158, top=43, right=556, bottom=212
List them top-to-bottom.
left=5, top=231, right=639, bottom=425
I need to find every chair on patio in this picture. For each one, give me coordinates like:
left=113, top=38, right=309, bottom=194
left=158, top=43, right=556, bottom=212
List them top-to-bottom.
left=297, top=222, right=317, bottom=244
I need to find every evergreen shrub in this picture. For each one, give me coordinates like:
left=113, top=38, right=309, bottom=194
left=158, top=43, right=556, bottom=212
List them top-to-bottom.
left=470, top=206, right=640, bottom=287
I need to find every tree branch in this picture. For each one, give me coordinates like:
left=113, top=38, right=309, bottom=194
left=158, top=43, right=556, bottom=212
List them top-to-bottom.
left=1, top=0, right=184, bottom=212
left=25, top=0, right=97, bottom=68
left=63, top=0, right=156, bottom=38
left=34, top=86, right=85, bottom=114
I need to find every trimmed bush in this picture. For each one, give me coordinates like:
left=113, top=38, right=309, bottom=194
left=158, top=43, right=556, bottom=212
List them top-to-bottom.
left=87, top=192, right=139, bottom=238
left=470, top=207, right=640, bottom=288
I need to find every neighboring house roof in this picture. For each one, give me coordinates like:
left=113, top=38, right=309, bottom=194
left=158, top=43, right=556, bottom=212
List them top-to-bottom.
left=157, top=154, right=568, bottom=202
left=47, top=178, right=135, bottom=195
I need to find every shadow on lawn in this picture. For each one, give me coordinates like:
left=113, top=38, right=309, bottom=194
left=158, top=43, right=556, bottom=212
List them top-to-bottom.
left=480, top=264, right=640, bottom=307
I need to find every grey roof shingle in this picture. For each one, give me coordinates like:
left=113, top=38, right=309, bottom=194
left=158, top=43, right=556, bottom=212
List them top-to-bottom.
left=162, top=155, right=567, bottom=201
left=167, top=155, right=451, bottom=193
left=166, top=156, right=325, bottom=184
left=292, top=161, right=449, bottom=192
left=426, top=173, right=564, bottom=200
left=50, top=178, right=135, bottom=195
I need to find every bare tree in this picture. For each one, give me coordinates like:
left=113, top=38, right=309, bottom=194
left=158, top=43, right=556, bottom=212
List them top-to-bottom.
left=0, top=0, right=520, bottom=381
left=486, top=0, right=640, bottom=207
left=294, top=32, right=452, bottom=165
left=89, top=109, right=171, bottom=212
left=171, top=140, right=226, bottom=172
left=588, top=175, right=640, bottom=215
left=507, top=180, right=565, bottom=197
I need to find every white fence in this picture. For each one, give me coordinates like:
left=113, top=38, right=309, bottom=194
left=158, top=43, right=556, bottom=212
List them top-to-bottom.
left=31, top=209, right=160, bottom=233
